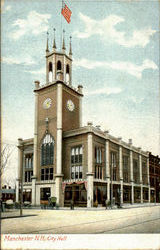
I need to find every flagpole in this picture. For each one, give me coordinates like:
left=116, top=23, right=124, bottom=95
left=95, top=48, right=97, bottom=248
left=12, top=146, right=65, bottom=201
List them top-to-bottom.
left=60, top=0, right=64, bottom=50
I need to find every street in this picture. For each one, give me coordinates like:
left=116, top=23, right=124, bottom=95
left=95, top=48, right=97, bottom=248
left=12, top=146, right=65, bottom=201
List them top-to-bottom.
left=1, top=205, right=160, bottom=234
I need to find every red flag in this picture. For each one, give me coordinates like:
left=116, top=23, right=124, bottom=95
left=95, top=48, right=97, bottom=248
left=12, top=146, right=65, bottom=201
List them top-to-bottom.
left=61, top=3, right=72, bottom=23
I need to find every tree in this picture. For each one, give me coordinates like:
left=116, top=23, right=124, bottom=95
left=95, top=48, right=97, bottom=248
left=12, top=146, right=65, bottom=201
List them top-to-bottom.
left=0, top=143, right=15, bottom=178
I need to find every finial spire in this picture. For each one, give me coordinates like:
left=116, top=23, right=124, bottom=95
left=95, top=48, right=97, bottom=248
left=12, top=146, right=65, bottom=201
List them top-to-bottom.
left=53, top=28, right=56, bottom=51
left=62, top=29, right=66, bottom=52
left=46, top=31, right=49, bottom=53
left=69, top=36, right=72, bottom=56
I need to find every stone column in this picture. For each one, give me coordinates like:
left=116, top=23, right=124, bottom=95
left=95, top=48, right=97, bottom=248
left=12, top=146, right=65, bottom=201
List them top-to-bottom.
left=53, top=54, right=56, bottom=81
left=63, top=56, right=66, bottom=83
left=46, top=57, right=49, bottom=84
left=70, top=62, right=72, bottom=86
left=32, top=81, right=39, bottom=205
left=55, top=83, right=63, bottom=206
left=78, top=85, right=83, bottom=127
left=87, top=133, right=94, bottom=208
left=16, top=138, right=23, bottom=202
left=105, top=140, right=110, bottom=201
left=119, top=145, right=123, bottom=204
left=130, top=150, right=134, bottom=204
left=139, top=153, right=143, bottom=203
left=139, top=154, right=142, bottom=184
left=147, top=155, right=151, bottom=203
left=147, top=155, right=150, bottom=186
left=31, top=177, right=36, bottom=206
left=148, top=187, right=151, bottom=203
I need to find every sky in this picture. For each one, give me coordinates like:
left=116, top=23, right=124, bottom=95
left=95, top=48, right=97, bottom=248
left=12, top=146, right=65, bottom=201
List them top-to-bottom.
left=1, top=0, right=160, bottom=186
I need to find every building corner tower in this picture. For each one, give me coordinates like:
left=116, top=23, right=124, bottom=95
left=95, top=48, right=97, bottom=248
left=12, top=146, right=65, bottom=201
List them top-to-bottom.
left=31, top=30, right=83, bottom=206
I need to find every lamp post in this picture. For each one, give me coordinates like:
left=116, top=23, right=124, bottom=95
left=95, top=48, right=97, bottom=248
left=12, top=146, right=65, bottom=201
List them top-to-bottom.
left=20, top=145, right=24, bottom=217
left=110, top=162, right=113, bottom=209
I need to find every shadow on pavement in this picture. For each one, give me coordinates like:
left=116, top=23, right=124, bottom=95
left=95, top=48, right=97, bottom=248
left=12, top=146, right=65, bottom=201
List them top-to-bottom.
left=0, top=214, right=37, bottom=220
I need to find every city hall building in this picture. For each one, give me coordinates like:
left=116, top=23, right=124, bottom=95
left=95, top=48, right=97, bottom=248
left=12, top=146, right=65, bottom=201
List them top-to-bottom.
left=16, top=34, right=150, bottom=207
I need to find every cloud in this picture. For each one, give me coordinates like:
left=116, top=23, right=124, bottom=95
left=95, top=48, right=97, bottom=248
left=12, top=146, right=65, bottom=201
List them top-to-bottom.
left=2, top=5, right=11, bottom=13
left=9, top=11, right=51, bottom=40
left=74, top=13, right=156, bottom=48
left=2, top=55, right=36, bottom=66
left=74, top=58, right=158, bottom=78
left=27, top=67, right=45, bottom=75
left=85, top=87, right=122, bottom=96
left=130, top=96, right=144, bottom=104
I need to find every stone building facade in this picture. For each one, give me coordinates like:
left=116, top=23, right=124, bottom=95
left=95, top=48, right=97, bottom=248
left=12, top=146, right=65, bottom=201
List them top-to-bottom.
left=16, top=34, right=150, bottom=207
left=149, top=153, right=160, bottom=203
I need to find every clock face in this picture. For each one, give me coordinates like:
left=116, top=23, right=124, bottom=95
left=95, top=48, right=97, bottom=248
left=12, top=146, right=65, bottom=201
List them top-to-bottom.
left=43, top=98, right=52, bottom=109
left=67, top=99, right=75, bottom=112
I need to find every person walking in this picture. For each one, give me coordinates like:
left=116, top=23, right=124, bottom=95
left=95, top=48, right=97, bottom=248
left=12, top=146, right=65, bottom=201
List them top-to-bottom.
left=70, top=199, right=74, bottom=210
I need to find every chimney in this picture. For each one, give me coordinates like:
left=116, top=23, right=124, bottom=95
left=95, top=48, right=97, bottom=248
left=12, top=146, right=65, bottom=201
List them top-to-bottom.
left=34, top=80, right=40, bottom=90
left=78, top=85, right=83, bottom=94
left=87, top=121, right=93, bottom=126
left=96, top=125, right=101, bottom=130
left=104, top=130, right=109, bottom=134
left=128, top=139, right=132, bottom=145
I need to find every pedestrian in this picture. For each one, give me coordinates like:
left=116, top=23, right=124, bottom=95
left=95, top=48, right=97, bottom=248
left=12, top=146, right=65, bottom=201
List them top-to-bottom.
left=0, top=199, right=3, bottom=212
left=70, top=199, right=74, bottom=210
left=105, top=199, right=109, bottom=210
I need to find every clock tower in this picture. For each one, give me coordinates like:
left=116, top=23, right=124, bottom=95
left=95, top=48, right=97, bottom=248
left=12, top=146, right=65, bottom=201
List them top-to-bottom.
left=31, top=31, right=83, bottom=206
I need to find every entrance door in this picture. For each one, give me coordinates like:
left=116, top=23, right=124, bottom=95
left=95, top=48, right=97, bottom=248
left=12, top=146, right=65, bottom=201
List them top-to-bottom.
left=64, top=184, right=87, bottom=207
left=40, top=187, right=51, bottom=204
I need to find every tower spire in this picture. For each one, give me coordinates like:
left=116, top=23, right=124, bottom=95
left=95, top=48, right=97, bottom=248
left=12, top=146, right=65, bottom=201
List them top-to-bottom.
left=53, top=28, right=56, bottom=52
left=62, top=29, right=66, bottom=53
left=46, top=31, right=49, bottom=53
left=69, top=36, right=72, bottom=57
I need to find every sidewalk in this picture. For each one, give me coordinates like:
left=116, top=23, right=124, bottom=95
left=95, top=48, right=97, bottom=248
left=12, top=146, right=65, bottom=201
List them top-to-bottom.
left=121, top=202, right=160, bottom=209
left=1, top=203, right=160, bottom=219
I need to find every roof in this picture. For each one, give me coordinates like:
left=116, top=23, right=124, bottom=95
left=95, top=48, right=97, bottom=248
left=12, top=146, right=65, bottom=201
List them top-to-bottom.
left=34, top=80, right=83, bottom=97
left=63, top=125, right=148, bottom=157
left=20, top=126, right=148, bottom=157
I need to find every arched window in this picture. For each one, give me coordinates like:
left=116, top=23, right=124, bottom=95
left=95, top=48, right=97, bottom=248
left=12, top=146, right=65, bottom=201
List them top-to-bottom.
left=57, top=60, right=62, bottom=70
left=49, top=62, right=53, bottom=82
left=49, top=62, right=52, bottom=71
left=66, top=64, right=70, bottom=84
left=66, top=64, right=69, bottom=74
left=41, top=134, right=54, bottom=166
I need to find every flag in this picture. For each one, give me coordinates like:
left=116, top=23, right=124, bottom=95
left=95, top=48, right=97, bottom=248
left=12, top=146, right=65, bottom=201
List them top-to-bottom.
left=61, top=2, right=72, bottom=23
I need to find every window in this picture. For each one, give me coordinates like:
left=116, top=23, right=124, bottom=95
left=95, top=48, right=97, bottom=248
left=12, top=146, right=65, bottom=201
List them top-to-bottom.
left=57, top=60, right=62, bottom=70
left=49, top=62, right=53, bottom=82
left=66, top=64, right=70, bottom=84
left=41, top=134, right=54, bottom=166
left=71, top=146, right=83, bottom=179
left=71, top=146, right=82, bottom=164
left=94, top=147, right=103, bottom=179
left=95, top=147, right=102, bottom=164
left=110, top=152, right=118, bottom=181
left=25, top=154, right=33, bottom=169
left=123, top=156, right=129, bottom=183
left=133, top=159, right=139, bottom=184
left=142, top=162, right=148, bottom=185
left=71, top=166, right=83, bottom=179
left=95, top=166, right=103, bottom=179
left=150, top=166, right=154, bottom=174
left=41, top=168, right=53, bottom=181
left=25, top=171, right=33, bottom=182
left=40, top=187, right=51, bottom=201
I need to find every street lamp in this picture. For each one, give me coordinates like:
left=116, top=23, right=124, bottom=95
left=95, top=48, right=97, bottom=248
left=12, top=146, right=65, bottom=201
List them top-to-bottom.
left=19, top=145, right=24, bottom=217
left=110, top=162, right=113, bottom=209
